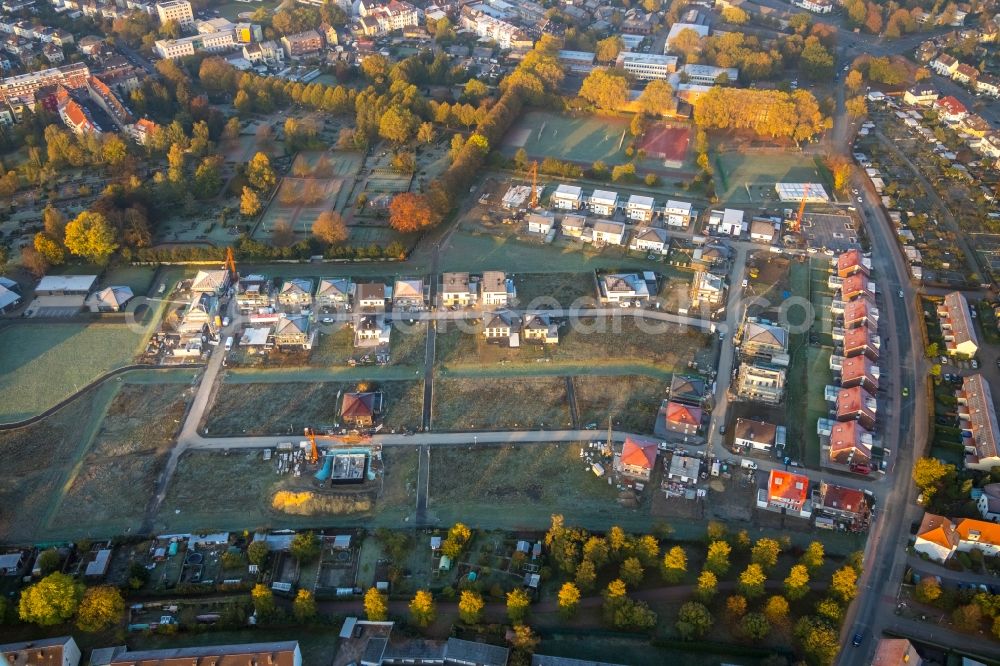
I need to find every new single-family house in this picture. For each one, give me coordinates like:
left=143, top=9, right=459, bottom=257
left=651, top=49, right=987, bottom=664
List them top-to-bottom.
left=551, top=183, right=583, bottom=210
left=588, top=189, right=619, bottom=216
left=625, top=194, right=655, bottom=222
left=663, top=199, right=694, bottom=227
left=526, top=211, right=555, bottom=234
left=561, top=214, right=587, bottom=238
left=592, top=219, right=626, bottom=245
left=749, top=219, right=776, bottom=243
left=630, top=227, right=669, bottom=254
left=190, top=269, right=230, bottom=295
left=690, top=270, right=724, bottom=306
left=480, top=271, right=512, bottom=307
left=441, top=272, right=473, bottom=307
left=599, top=273, right=651, bottom=303
left=277, top=278, right=314, bottom=309
left=315, top=278, right=353, bottom=308
left=392, top=278, right=424, bottom=309
left=356, top=282, right=387, bottom=311
left=86, top=286, right=133, bottom=313
left=483, top=311, right=514, bottom=340
left=522, top=313, right=559, bottom=344
left=354, top=314, right=390, bottom=347
left=273, top=316, right=311, bottom=349
left=741, top=321, right=788, bottom=357
left=735, top=363, right=785, bottom=404
left=340, top=391, right=383, bottom=427
left=656, top=400, right=702, bottom=437
left=734, top=418, right=784, bottom=452
left=616, top=436, right=658, bottom=481
left=757, top=469, right=811, bottom=518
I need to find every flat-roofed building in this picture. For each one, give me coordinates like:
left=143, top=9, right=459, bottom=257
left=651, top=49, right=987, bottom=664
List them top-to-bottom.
left=155, top=0, right=193, bottom=27
left=615, top=51, right=678, bottom=80
left=551, top=183, right=583, bottom=210
left=588, top=189, right=619, bottom=216
left=625, top=194, right=655, bottom=222
left=663, top=199, right=693, bottom=227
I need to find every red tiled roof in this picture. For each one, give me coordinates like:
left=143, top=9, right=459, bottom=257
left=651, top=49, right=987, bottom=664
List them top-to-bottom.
left=935, top=95, right=967, bottom=115
left=836, top=249, right=866, bottom=275
left=840, top=273, right=870, bottom=299
left=843, top=297, right=873, bottom=324
left=844, top=324, right=878, bottom=356
left=840, top=355, right=878, bottom=388
left=836, top=385, right=876, bottom=421
left=341, top=392, right=376, bottom=419
left=665, top=401, right=701, bottom=426
left=829, top=421, right=872, bottom=463
left=620, top=436, right=657, bottom=469
left=767, top=469, right=809, bottom=506
left=819, top=483, right=866, bottom=514
left=917, top=512, right=958, bottom=549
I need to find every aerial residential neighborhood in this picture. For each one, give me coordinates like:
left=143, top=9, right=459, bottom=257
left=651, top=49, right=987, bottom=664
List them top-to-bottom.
left=1, top=0, right=1000, bottom=663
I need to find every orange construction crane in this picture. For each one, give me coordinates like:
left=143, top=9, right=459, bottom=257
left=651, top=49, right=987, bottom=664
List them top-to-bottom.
left=529, top=161, right=539, bottom=209
left=790, top=183, right=810, bottom=234
left=225, top=246, right=238, bottom=283
left=304, top=427, right=320, bottom=464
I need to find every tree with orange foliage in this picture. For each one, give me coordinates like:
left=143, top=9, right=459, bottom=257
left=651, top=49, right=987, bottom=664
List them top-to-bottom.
left=389, top=193, right=438, bottom=233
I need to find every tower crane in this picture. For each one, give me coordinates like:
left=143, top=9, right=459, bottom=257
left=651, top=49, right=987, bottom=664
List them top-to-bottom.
left=529, top=161, right=539, bottom=209
left=790, top=183, right=810, bottom=234
left=225, top=246, right=239, bottom=283
left=304, top=427, right=320, bottom=465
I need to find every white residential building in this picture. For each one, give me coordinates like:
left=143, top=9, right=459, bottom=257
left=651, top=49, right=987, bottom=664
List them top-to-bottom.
left=551, top=183, right=583, bottom=210
left=588, top=190, right=619, bottom=216
left=625, top=194, right=655, bottom=222
left=663, top=199, right=694, bottom=227
left=592, top=219, right=626, bottom=245
left=630, top=227, right=668, bottom=254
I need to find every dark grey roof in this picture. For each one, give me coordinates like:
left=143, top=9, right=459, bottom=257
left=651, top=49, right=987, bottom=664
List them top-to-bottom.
left=445, top=638, right=509, bottom=666
left=531, top=656, right=627, bottom=666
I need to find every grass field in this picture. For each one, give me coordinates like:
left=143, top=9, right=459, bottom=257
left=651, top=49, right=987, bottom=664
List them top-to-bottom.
left=215, top=0, right=282, bottom=21
left=503, top=111, right=632, bottom=165
left=714, top=151, right=826, bottom=204
left=513, top=272, right=596, bottom=307
left=435, top=317, right=710, bottom=373
left=0, top=323, right=153, bottom=421
left=574, top=375, right=667, bottom=434
left=432, top=376, right=571, bottom=430
left=202, top=379, right=424, bottom=435
left=427, top=443, right=628, bottom=528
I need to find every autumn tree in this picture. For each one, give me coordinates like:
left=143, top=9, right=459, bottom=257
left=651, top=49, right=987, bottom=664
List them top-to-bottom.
left=721, top=6, right=748, bottom=24
left=669, top=28, right=703, bottom=60
left=596, top=35, right=624, bottom=62
left=800, top=37, right=834, bottom=80
left=579, top=68, right=630, bottom=110
left=846, top=70, right=863, bottom=92
left=638, top=80, right=674, bottom=116
left=846, top=95, right=868, bottom=119
left=379, top=105, right=417, bottom=144
left=417, top=122, right=436, bottom=144
left=246, top=152, right=277, bottom=192
left=241, top=186, right=262, bottom=217
left=389, top=192, right=438, bottom=233
left=43, top=205, right=66, bottom=239
left=312, top=210, right=348, bottom=245
left=65, top=211, right=118, bottom=263
left=34, top=233, right=65, bottom=265
left=913, top=457, right=955, bottom=499
left=440, top=522, right=472, bottom=559
left=290, top=531, right=321, bottom=562
left=751, top=538, right=781, bottom=570
left=705, top=540, right=731, bottom=576
left=801, top=541, right=825, bottom=572
left=661, top=546, right=687, bottom=583
left=36, top=550, right=61, bottom=575
left=620, top=557, right=644, bottom=587
left=574, top=558, right=597, bottom=592
left=784, top=564, right=810, bottom=600
left=830, top=565, right=858, bottom=603
left=696, top=570, right=718, bottom=602
left=18, top=573, right=81, bottom=626
left=915, top=577, right=942, bottom=604
left=558, top=582, right=581, bottom=617
left=251, top=584, right=276, bottom=620
left=75, top=586, right=124, bottom=632
left=364, top=587, right=388, bottom=621
left=506, top=588, right=531, bottom=623
left=293, top=589, right=317, bottom=623
left=409, top=589, right=435, bottom=627
left=458, top=590, right=484, bottom=624
left=726, top=594, right=748, bottom=621
left=764, top=595, right=790, bottom=626
left=815, top=597, right=843, bottom=624
left=676, top=601, right=713, bottom=639
left=953, top=603, right=983, bottom=631
left=794, top=616, right=840, bottom=666
left=509, top=623, right=539, bottom=655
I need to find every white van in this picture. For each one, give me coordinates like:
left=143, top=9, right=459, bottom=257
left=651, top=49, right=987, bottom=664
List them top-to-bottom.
left=224, top=336, right=233, bottom=351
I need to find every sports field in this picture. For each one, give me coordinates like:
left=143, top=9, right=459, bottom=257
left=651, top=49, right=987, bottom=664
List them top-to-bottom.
left=502, top=111, right=632, bottom=164
left=639, top=124, right=691, bottom=168
left=714, top=152, right=826, bottom=204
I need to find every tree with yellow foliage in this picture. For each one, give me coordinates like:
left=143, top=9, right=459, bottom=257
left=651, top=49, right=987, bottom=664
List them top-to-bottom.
left=19, top=573, right=82, bottom=627
left=558, top=582, right=581, bottom=617
left=76, top=586, right=125, bottom=632
left=364, top=587, right=388, bottom=621
left=409, top=590, right=435, bottom=627
left=458, top=590, right=484, bottom=624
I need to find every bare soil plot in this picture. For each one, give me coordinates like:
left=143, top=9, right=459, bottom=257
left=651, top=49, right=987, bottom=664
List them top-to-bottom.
left=513, top=272, right=597, bottom=308
left=435, top=317, right=710, bottom=373
left=306, top=325, right=354, bottom=367
left=573, top=375, right=667, bottom=434
left=432, top=376, right=571, bottom=431
left=202, top=380, right=424, bottom=435
left=49, top=383, right=191, bottom=533
left=426, top=443, right=628, bottom=529
left=156, top=446, right=420, bottom=532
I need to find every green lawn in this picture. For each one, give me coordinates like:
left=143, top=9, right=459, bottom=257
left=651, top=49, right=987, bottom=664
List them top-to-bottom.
left=0, top=323, right=151, bottom=421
